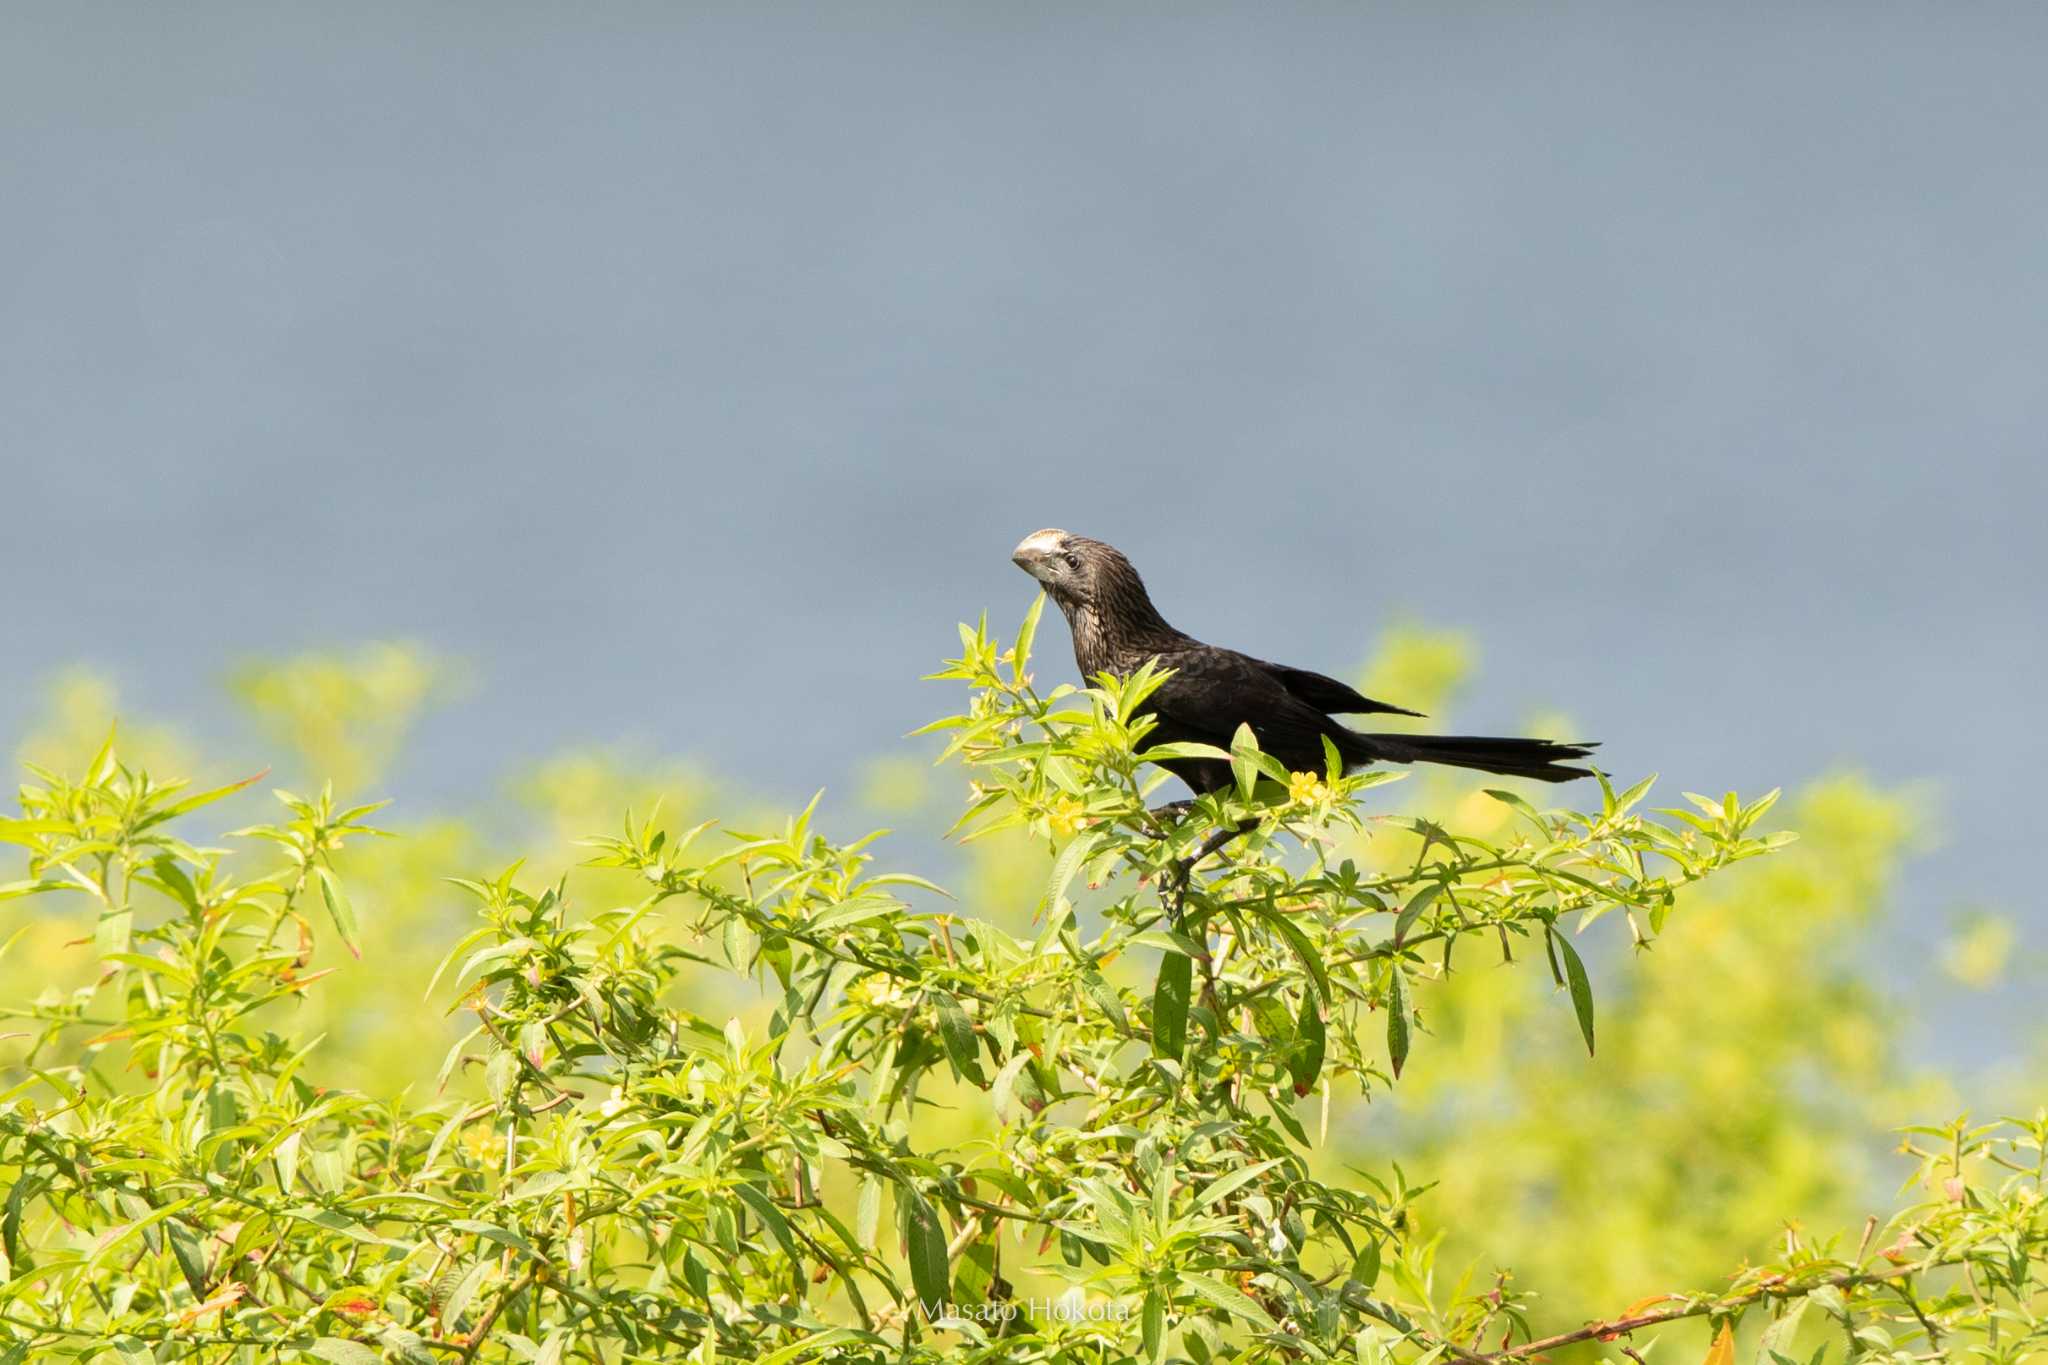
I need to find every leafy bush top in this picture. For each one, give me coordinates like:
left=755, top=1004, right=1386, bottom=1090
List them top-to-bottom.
left=1, top=604, right=2042, bottom=1364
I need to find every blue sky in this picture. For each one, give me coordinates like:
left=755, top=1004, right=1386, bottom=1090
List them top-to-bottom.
left=5, top=4, right=2042, bottom=1057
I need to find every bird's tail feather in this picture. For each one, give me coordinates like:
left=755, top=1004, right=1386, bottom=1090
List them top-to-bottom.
left=1346, top=732, right=1598, bottom=783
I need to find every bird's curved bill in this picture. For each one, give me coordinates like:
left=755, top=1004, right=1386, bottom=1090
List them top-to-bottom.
left=1011, top=531, right=1061, bottom=583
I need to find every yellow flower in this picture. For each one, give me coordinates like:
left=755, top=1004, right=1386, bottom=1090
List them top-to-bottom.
left=1287, top=771, right=1328, bottom=807
left=1048, top=797, right=1086, bottom=837
left=849, top=975, right=909, bottom=1010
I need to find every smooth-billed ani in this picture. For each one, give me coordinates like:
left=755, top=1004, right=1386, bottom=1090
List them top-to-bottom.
left=1010, top=529, right=1596, bottom=796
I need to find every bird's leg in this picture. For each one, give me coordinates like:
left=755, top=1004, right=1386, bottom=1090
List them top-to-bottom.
left=1165, top=817, right=1257, bottom=1031
left=1165, top=819, right=1257, bottom=926
left=1178, top=821, right=1255, bottom=881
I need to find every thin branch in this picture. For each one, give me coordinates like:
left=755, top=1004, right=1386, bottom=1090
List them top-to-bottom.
left=1488, top=1259, right=1937, bottom=1360
left=457, top=1266, right=538, bottom=1365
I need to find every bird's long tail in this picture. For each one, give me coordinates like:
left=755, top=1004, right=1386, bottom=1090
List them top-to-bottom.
left=1344, top=732, right=1598, bottom=783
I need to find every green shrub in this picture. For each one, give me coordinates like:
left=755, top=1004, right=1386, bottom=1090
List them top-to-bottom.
left=1, top=602, right=2041, bottom=1363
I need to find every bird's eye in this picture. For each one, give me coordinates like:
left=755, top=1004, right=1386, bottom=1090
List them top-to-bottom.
left=1062, top=552, right=1081, bottom=570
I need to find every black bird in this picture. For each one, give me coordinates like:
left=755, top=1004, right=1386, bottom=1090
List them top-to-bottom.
left=1010, top=529, right=1596, bottom=796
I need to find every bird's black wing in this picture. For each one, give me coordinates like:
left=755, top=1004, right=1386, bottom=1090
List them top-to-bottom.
left=1143, top=644, right=1342, bottom=786
left=1248, top=658, right=1423, bottom=718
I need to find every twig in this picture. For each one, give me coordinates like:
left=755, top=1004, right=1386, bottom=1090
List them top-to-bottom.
left=945, top=1214, right=983, bottom=1261
left=1488, top=1260, right=1935, bottom=1360
left=458, top=1266, right=538, bottom=1365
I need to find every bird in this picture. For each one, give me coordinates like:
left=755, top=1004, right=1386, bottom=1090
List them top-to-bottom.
left=1010, top=529, right=1597, bottom=797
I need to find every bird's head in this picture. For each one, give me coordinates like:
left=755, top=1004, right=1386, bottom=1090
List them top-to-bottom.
left=1010, top=529, right=1138, bottom=610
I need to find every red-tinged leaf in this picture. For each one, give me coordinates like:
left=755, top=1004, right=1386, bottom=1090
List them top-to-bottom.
left=151, top=768, right=269, bottom=823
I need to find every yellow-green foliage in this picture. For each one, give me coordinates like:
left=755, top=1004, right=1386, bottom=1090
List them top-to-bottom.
left=0, top=622, right=2038, bottom=1365
left=1316, top=638, right=1950, bottom=1335
left=229, top=644, right=458, bottom=795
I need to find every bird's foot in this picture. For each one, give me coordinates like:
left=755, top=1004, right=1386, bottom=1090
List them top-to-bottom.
left=1148, top=799, right=1195, bottom=826
left=1166, top=817, right=1258, bottom=892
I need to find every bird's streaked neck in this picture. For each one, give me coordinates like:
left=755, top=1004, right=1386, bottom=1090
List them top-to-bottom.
left=1060, top=588, right=1181, bottom=677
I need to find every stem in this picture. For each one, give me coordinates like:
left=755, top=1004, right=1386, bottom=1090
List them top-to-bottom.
left=1487, top=1259, right=1939, bottom=1360
left=458, top=1266, right=538, bottom=1365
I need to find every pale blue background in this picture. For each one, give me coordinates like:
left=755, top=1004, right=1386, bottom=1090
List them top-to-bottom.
left=4, top=4, right=2042, bottom=1053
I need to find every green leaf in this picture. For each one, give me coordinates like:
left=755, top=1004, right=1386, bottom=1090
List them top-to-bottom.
left=1013, top=591, right=1046, bottom=680
left=1230, top=722, right=1262, bottom=800
left=85, top=723, right=119, bottom=786
left=1134, top=741, right=1234, bottom=764
left=152, top=768, right=267, bottom=822
left=1613, top=772, right=1658, bottom=815
left=1483, top=788, right=1544, bottom=827
left=0, top=818, right=73, bottom=846
left=1044, top=830, right=1101, bottom=911
left=149, top=855, right=200, bottom=913
left=315, top=866, right=362, bottom=959
left=861, top=872, right=952, bottom=899
left=1392, top=882, right=1439, bottom=948
left=1243, top=900, right=1330, bottom=1004
left=95, top=908, right=133, bottom=961
left=723, top=913, right=760, bottom=972
left=1550, top=927, right=1596, bottom=1056
left=1152, top=953, right=1192, bottom=1060
left=1386, top=967, right=1411, bottom=1079
left=1081, top=969, right=1130, bottom=1035
left=934, top=992, right=987, bottom=1087
left=1288, top=992, right=1325, bottom=1095
left=1236, top=994, right=1286, bottom=1047
left=484, top=1049, right=517, bottom=1106
left=991, top=1051, right=1034, bottom=1122
left=274, top=1130, right=302, bottom=1194
left=1194, top=1158, right=1286, bottom=1209
left=855, top=1175, right=882, bottom=1247
left=3, top=1176, right=30, bottom=1269
left=1072, top=1178, right=1137, bottom=1245
left=732, top=1182, right=802, bottom=1262
left=905, top=1187, right=950, bottom=1317
left=87, top=1196, right=195, bottom=1270
left=285, top=1206, right=389, bottom=1246
left=167, top=1216, right=208, bottom=1295
left=447, top=1219, right=541, bottom=1261
left=1348, top=1238, right=1381, bottom=1291
left=439, top=1259, right=492, bottom=1330
left=1177, top=1270, right=1276, bottom=1329
left=1142, top=1286, right=1167, bottom=1364
left=1756, top=1295, right=1809, bottom=1362
left=377, top=1326, right=435, bottom=1365
left=757, top=1330, right=872, bottom=1365
left=307, top=1340, right=381, bottom=1365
